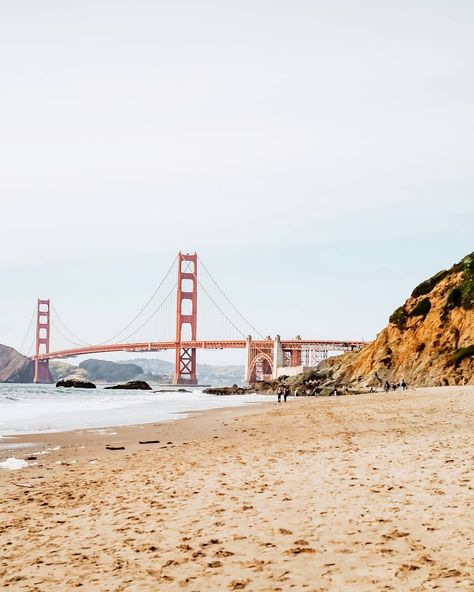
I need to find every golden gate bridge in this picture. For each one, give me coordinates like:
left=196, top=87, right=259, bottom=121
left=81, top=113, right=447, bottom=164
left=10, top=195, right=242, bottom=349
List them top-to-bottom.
left=21, top=252, right=365, bottom=385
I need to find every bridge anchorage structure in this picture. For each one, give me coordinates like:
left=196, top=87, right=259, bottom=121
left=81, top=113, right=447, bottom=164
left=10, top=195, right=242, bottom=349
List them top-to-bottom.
left=29, top=251, right=366, bottom=385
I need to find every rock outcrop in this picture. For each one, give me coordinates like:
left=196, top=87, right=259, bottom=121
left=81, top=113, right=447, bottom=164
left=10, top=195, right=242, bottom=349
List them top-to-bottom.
left=320, top=252, right=474, bottom=387
left=0, top=344, right=34, bottom=383
left=252, top=371, right=363, bottom=396
left=56, top=375, right=97, bottom=389
left=104, top=380, right=152, bottom=390
left=203, top=384, right=253, bottom=395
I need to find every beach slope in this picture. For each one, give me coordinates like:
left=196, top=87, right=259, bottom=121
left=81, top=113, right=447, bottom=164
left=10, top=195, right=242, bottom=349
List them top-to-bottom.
left=1, top=387, right=474, bottom=591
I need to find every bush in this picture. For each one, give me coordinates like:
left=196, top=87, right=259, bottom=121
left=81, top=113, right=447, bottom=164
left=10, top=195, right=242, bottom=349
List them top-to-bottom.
left=464, top=252, right=474, bottom=274
left=460, top=254, right=474, bottom=308
left=411, top=270, right=449, bottom=298
left=446, top=287, right=462, bottom=309
left=410, top=298, right=432, bottom=318
left=389, top=306, right=407, bottom=329
left=451, top=344, right=474, bottom=365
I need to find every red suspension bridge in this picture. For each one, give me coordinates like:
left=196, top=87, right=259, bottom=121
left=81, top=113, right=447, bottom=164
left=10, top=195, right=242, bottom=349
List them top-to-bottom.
left=24, top=252, right=366, bottom=385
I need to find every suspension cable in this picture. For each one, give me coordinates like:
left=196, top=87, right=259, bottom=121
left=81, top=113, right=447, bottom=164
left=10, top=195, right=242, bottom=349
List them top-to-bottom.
left=98, top=254, right=178, bottom=344
left=48, top=255, right=178, bottom=348
left=197, top=256, right=264, bottom=338
left=189, top=267, right=246, bottom=338
left=119, top=282, right=178, bottom=342
left=51, top=305, right=92, bottom=346
left=19, top=306, right=36, bottom=353
left=50, top=318, right=90, bottom=347
left=27, top=335, right=36, bottom=357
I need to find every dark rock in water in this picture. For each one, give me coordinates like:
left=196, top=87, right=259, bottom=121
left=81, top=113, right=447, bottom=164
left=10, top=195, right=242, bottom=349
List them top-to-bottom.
left=56, top=375, right=96, bottom=389
left=105, top=380, right=152, bottom=390
left=203, top=384, right=253, bottom=395
left=154, top=388, right=191, bottom=393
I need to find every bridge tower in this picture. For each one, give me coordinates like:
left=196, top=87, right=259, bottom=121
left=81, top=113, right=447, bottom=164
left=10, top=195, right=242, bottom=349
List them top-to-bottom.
left=173, top=252, right=198, bottom=385
left=34, top=299, right=53, bottom=384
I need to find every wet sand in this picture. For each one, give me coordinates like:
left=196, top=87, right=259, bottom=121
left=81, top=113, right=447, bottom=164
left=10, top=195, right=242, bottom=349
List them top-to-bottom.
left=1, top=386, right=474, bottom=591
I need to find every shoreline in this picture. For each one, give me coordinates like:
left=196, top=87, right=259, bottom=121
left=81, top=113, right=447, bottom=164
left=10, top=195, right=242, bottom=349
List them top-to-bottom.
left=1, top=384, right=471, bottom=461
left=0, top=389, right=275, bottom=449
left=0, top=398, right=275, bottom=464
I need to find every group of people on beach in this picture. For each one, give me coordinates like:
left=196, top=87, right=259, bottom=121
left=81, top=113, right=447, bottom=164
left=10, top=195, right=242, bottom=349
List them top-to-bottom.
left=277, top=379, right=409, bottom=402
left=383, top=379, right=407, bottom=393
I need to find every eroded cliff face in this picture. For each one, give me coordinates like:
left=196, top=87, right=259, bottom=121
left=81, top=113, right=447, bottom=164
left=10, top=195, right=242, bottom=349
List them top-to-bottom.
left=321, top=253, right=474, bottom=387
left=0, top=344, right=34, bottom=383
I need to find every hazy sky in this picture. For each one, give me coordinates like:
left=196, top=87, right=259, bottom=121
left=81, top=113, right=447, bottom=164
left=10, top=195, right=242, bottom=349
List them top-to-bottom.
left=1, top=1, right=473, bottom=365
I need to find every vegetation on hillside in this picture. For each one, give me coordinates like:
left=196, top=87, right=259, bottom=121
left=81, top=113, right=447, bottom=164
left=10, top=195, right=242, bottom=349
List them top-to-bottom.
left=390, top=252, right=474, bottom=329
left=459, top=253, right=474, bottom=309
left=411, top=269, right=449, bottom=298
left=410, top=298, right=432, bottom=318
left=389, top=306, right=407, bottom=329
left=451, top=344, right=474, bottom=366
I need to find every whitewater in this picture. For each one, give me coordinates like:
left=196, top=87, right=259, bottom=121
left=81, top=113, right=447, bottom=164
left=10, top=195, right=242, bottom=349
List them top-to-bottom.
left=0, top=383, right=267, bottom=436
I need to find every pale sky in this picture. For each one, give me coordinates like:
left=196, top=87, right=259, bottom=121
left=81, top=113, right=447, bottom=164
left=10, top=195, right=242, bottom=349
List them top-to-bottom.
left=1, top=1, right=473, bottom=365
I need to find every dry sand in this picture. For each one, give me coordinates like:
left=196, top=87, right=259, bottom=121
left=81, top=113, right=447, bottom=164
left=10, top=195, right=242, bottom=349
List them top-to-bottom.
left=1, top=386, right=474, bottom=591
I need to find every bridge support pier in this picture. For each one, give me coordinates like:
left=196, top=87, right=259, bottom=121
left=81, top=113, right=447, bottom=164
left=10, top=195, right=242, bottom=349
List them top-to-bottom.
left=34, top=299, right=53, bottom=384
left=272, top=335, right=284, bottom=379
left=245, top=336, right=274, bottom=384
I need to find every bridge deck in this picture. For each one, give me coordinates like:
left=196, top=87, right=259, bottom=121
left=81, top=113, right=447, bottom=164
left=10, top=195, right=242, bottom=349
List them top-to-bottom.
left=32, top=339, right=366, bottom=361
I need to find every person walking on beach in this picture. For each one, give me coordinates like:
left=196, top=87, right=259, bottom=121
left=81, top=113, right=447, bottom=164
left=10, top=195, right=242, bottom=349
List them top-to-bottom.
left=401, top=379, right=407, bottom=391
left=384, top=381, right=390, bottom=393
left=277, top=385, right=283, bottom=404
left=283, top=386, right=289, bottom=403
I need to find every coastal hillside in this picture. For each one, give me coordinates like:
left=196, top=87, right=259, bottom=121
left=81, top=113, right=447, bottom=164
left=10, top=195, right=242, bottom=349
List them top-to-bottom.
left=321, top=252, right=474, bottom=387
left=0, top=344, right=34, bottom=383
left=0, top=347, right=245, bottom=385
left=125, top=358, right=245, bottom=385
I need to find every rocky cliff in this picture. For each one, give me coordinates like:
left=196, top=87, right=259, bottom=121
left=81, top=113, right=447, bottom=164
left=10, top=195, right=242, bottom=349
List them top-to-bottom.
left=321, top=252, right=474, bottom=387
left=0, top=344, right=35, bottom=383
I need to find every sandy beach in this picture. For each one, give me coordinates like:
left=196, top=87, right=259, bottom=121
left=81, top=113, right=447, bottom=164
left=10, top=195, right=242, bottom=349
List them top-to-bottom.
left=1, top=386, right=474, bottom=591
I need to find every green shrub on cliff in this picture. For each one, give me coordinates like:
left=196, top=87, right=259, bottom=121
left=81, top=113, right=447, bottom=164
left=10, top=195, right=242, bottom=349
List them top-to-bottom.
left=460, top=253, right=474, bottom=309
left=411, top=270, right=449, bottom=298
left=446, top=287, right=462, bottom=309
left=410, top=298, right=432, bottom=318
left=389, top=306, right=407, bottom=329
left=451, top=344, right=474, bottom=365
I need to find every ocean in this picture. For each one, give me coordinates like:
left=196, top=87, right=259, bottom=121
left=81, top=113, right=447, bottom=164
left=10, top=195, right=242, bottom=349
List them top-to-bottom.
left=0, top=383, right=268, bottom=437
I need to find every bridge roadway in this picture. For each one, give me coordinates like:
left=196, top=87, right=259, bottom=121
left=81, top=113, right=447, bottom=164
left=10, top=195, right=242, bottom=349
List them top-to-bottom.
left=32, top=339, right=366, bottom=361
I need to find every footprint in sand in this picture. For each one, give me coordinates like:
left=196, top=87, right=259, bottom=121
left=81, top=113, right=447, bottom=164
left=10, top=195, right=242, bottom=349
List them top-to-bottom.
left=382, top=529, right=409, bottom=540
left=229, top=579, right=250, bottom=590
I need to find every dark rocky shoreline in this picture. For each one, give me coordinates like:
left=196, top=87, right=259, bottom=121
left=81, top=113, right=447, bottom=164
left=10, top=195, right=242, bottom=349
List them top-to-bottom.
left=204, top=371, right=365, bottom=397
